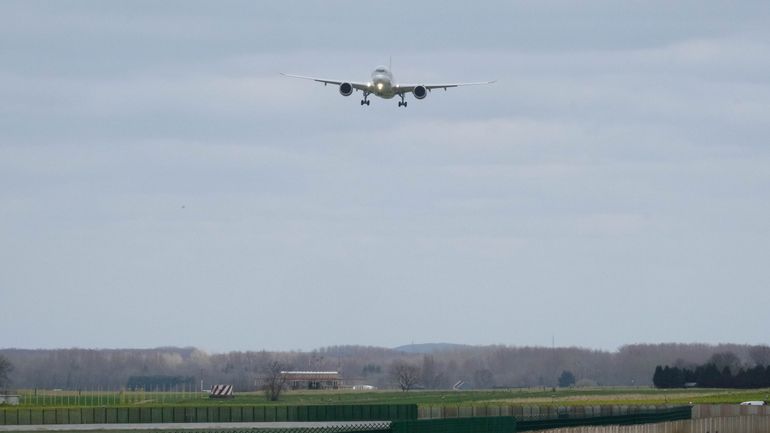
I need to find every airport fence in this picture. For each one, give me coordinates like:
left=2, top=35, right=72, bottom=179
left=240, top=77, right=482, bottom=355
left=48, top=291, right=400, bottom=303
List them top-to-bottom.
left=692, top=403, right=770, bottom=418
left=0, top=404, right=418, bottom=425
left=516, top=416, right=770, bottom=433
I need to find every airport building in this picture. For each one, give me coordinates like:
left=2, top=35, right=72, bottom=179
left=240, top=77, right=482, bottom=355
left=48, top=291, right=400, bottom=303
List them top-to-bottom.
left=281, top=371, right=342, bottom=390
left=0, top=394, right=19, bottom=405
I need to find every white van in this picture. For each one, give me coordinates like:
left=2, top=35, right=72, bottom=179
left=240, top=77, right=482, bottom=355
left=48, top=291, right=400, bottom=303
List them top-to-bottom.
left=739, top=401, right=766, bottom=406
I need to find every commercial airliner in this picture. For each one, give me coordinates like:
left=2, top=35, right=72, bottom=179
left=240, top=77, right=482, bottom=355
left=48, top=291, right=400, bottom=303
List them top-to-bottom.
left=281, top=65, right=495, bottom=107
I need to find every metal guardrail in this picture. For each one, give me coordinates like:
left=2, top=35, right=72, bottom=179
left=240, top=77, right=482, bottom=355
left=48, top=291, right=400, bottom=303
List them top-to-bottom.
left=391, top=416, right=517, bottom=433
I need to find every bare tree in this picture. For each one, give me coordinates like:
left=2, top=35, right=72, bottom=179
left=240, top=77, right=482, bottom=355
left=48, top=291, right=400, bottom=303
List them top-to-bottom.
left=748, top=346, right=770, bottom=366
left=708, top=352, right=742, bottom=373
left=0, top=355, right=12, bottom=390
left=261, top=360, right=287, bottom=401
left=390, top=360, right=420, bottom=391
left=473, top=368, right=495, bottom=389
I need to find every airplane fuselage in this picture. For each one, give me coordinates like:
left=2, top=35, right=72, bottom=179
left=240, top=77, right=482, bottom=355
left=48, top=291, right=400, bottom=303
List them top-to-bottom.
left=370, top=66, right=397, bottom=99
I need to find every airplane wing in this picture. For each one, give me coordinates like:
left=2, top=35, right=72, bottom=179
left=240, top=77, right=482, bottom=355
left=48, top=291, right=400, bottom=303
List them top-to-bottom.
left=281, top=73, right=370, bottom=91
left=395, top=80, right=497, bottom=93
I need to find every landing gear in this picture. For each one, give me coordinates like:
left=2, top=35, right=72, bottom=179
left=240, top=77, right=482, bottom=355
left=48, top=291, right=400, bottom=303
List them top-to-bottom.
left=361, top=91, right=371, bottom=106
left=398, top=94, right=407, bottom=107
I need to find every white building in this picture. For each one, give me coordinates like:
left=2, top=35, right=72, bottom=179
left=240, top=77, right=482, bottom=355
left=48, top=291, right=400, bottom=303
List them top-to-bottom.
left=281, top=371, right=342, bottom=390
left=0, top=394, right=20, bottom=405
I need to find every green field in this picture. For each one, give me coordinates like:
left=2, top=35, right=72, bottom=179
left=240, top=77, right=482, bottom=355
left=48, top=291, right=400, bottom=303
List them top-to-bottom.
left=11, top=387, right=770, bottom=408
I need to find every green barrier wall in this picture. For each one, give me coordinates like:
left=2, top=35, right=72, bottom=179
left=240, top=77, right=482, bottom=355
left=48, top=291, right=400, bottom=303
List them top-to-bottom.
left=0, top=404, right=418, bottom=425
left=0, top=404, right=690, bottom=430
left=516, top=406, right=692, bottom=431
left=391, top=417, right=517, bottom=433
left=0, top=423, right=392, bottom=433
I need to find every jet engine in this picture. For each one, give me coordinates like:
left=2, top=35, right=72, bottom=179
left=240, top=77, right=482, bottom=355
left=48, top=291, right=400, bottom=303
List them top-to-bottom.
left=339, top=82, right=354, bottom=96
left=413, top=85, right=428, bottom=100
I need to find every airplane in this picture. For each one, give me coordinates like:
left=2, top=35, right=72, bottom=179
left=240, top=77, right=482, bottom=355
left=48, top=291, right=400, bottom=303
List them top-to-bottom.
left=281, top=65, right=495, bottom=107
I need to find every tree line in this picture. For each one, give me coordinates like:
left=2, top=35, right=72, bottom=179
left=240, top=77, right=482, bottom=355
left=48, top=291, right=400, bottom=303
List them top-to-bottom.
left=1, top=343, right=770, bottom=392
left=653, top=349, right=770, bottom=389
left=653, top=364, right=770, bottom=389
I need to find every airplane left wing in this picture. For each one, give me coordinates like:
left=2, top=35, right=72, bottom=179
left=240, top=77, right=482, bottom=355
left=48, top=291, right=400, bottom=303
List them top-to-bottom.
left=395, top=80, right=497, bottom=93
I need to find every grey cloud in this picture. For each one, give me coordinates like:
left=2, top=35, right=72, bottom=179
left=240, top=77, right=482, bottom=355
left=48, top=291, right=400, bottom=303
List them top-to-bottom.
left=1, top=1, right=770, bottom=352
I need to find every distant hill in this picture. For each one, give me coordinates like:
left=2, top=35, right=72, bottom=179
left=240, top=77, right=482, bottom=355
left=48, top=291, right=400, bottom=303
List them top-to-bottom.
left=393, top=343, right=471, bottom=354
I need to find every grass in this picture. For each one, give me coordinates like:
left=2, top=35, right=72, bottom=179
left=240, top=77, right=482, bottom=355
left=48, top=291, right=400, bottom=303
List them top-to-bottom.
left=9, top=387, right=770, bottom=408
left=13, top=389, right=204, bottom=407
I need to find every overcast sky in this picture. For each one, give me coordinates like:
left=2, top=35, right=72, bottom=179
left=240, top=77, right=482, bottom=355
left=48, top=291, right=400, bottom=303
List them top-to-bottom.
left=1, top=1, right=769, bottom=353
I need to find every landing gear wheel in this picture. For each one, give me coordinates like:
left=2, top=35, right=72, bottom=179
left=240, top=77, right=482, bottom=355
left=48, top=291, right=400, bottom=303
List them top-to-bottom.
left=366, top=100, right=370, bottom=105
left=403, top=101, right=407, bottom=107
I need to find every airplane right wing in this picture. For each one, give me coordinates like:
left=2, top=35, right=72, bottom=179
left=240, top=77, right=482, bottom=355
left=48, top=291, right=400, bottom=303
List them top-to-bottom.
left=281, top=73, right=370, bottom=91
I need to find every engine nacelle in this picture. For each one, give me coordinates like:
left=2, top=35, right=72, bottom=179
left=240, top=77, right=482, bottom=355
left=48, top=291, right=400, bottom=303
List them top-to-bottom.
left=339, top=82, right=354, bottom=97
left=413, top=85, right=428, bottom=100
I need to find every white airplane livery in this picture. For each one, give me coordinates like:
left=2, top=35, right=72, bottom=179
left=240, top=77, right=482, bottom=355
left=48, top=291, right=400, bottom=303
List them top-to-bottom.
left=282, top=65, right=495, bottom=107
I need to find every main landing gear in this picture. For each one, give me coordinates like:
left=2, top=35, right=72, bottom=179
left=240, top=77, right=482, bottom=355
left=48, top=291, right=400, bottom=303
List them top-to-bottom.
left=361, top=91, right=371, bottom=106
left=398, top=93, right=407, bottom=107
